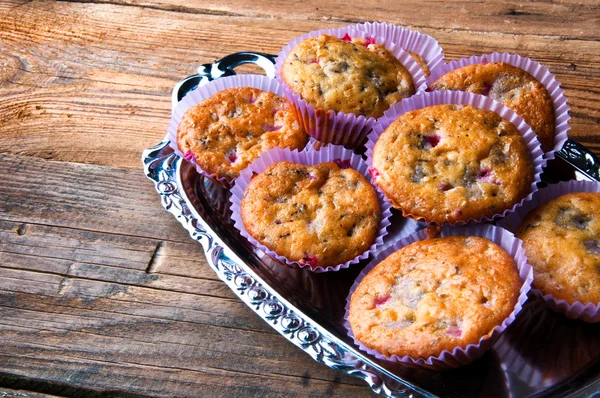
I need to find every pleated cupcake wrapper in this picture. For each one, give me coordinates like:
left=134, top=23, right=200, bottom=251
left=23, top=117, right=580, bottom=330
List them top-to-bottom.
left=351, top=21, right=445, bottom=78
left=274, top=26, right=428, bottom=149
left=427, top=52, right=570, bottom=159
left=166, top=74, right=290, bottom=187
left=365, top=90, right=545, bottom=226
left=229, top=144, right=393, bottom=273
left=498, top=180, right=600, bottom=322
left=344, top=224, right=534, bottom=369
left=492, top=298, right=593, bottom=389
left=493, top=301, right=548, bottom=389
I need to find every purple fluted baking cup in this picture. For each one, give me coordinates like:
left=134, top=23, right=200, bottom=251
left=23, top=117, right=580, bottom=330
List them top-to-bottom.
left=352, top=21, right=445, bottom=77
left=274, top=26, right=427, bottom=149
left=427, top=52, right=570, bottom=159
left=167, top=74, right=295, bottom=187
left=365, top=90, right=545, bottom=226
left=229, top=144, right=393, bottom=273
left=498, top=180, right=600, bottom=322
left=344, top=224, right=534, bottom=369
left=494, top=297, right=600, bottom=389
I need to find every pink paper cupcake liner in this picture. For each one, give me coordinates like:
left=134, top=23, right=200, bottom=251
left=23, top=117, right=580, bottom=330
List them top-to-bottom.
left=352, top=21, right=445, bottom=77
left=274, top=26, right=428, bottom=149
left=427, top=52, right=570, bottom=159
left=166, top=74, right=297, bottom=187
left=365, top=90, right=545, bottom=226
left=229, top=144, right=393, bottom=273
left=498, top=180, right=600, bottom=322
left=378, top=216, right=422, bottom=253
left=344, top=224, right=534, bottom=369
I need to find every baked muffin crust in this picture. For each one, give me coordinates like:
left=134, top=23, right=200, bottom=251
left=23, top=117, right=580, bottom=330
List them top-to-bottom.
left=281, top=34, right=415, bottom=118
left=408, top=51, right=430, bottom=77
left=430, top=62, right=555, bottom=151
left=177, top=87, right=307, bottom=180
left=372, top=104, right=534, bottom=224
left=241, top=161, right=380, bottom=268
left=516, top=192, right=600, bottom=304
left=348, top=236, right=521, bottom=358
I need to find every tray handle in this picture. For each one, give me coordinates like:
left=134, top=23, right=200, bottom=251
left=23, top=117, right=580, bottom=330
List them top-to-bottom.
left=171, top=52, right=277, bottom=109
left=557, top=139, right=600, bottom=181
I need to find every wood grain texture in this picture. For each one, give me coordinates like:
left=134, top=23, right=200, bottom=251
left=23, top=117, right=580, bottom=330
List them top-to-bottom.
left=0, top=0, right=599, bottom=168
left=1, top=0, right=599, bottom=396
left=0, top=154, right=370, bottom=397
left=0, top=387, right=63, bottom=398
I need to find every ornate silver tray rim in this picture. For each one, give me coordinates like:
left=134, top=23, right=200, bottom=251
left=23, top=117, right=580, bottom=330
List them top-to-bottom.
left=142, top=52, right=600, bottom=398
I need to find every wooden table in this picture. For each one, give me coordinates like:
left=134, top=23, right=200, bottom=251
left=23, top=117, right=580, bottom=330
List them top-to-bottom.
left=0, top=0, right=598, bottom=396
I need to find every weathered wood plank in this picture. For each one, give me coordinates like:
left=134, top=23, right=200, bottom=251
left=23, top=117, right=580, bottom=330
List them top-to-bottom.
left=0, top=0, right=598, bottom=170
left=52, top=0, right=600, bottom=40
left=0, top=153, right=374, bottom=395
left=0, top=154, right=186, bottom=241
left=1, top=220, right=160, bottom=272
left=0, top=225, right=210, bottom=283
left=0, top=274, right=266, bottom=333
left=0, top=276, right=370, bottom=397
left=0, top=353, right=369, bottom=398
left=0, top=387, right=63, bottom=398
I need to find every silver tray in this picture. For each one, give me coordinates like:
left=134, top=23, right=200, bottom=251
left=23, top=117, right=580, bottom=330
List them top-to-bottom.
left=142, top=52, right=600, bottom=397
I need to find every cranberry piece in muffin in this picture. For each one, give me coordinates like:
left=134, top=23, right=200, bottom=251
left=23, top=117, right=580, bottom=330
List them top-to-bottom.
left=281, top=34, right=415, bottom=118
left=430, top=62, right=555, bottom=151
left=177, top=87, right=307, bottom=180
left=371, top=104, right=534, bottom=224
left=241, top=161, right=381, bottom=268
left=516, top=192, right=600, bottom=305
left=348, top=236, right=521, bottom=359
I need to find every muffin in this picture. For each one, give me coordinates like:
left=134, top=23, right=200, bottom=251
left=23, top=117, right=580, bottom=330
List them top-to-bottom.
left=280, top=34, right=415, bottom=118
left=430, top=62, right=555, bottom=151
left=176, top=87, right=307, bottom=180
left=371, top=104, right=534, bottom=224
left=240, top=160, right=381, bottom=268
left=516, top=192, right=600, bottom=305
left=348, top=236, right=522, bottom=359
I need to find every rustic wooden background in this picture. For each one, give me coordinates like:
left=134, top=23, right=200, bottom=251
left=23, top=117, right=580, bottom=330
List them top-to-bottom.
left=1, top=0, right=599, bottom=396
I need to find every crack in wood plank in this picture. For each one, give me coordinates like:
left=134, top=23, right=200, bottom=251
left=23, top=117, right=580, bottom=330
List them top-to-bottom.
left=56, top=0, right=251, bottom=17
left=10, top=65, right=163, bottom=90
left=570, top=111, right=600, bottom=124
left=0, top=217, right=194, bottom=246
left=145, top=241, right=163, bottom=274
left=2, top=243, right=220, bottom=280
left=0, top=249, right=224, bottom=293
left=56, top=263, right=76, bottom=295
left=0, top=267, right=238, bottom=302
left=57, top=278, right=71, bottom=295
left=0, top=290, right=277, bottom=335
left=0, top=317, right=276, bottom=354
left=0, top=339, right=363, bottom=387
left=0, top=351, right=362, bottom=389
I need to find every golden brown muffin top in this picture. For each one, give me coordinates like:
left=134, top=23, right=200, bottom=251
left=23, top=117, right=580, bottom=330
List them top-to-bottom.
left=281, top=34, right=415, bottom=118
left=430, top=62, right=555, bottom=151
left=177, top=87, right=307, bottom=180
left=372, top=104, right=534, bottom=224
left=241, top=161, right=380, bottom=268
left=516, top=192, right=600, bottom=304
left=348, top=236, right=521, bottom=358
